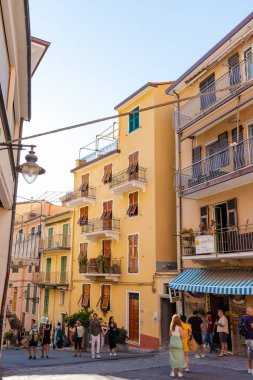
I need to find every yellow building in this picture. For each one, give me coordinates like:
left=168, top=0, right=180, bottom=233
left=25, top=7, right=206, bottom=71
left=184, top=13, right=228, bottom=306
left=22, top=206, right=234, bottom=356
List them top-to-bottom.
left=167, top=12, right=253, bottom=354
left=64, top=82, right=177, bottom=349
left=34, top=211, right=73, bottom=332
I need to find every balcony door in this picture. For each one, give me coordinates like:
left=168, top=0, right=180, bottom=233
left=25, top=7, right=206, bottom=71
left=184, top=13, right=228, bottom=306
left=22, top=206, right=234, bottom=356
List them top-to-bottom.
left=81, top=173, right=89, bottom=197
left=214, top=199, right=237, bottom=253
left=102, top=201, right=113, bottom=230
left=62, top=224, right=69, bottom=247
left=48, top=227, right=53, bottom=248
left=102, top=240, right=111, bottom=270
left=60, top=256, right=67, bottom=283
left=46, top=257, right=51, bottom=282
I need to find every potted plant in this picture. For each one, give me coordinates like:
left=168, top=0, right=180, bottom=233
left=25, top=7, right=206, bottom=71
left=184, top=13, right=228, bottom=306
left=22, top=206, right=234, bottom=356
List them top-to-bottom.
left=179, top=228, right=194, bottom=238
left=78, top=255, right=88, bottom=273
left=96, top=255, right=106, bottom=273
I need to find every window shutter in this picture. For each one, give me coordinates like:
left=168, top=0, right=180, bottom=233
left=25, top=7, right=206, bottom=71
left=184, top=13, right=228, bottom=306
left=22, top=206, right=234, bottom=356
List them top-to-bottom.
left=228, top=52, right=240, bottom=86
left=199, top=73, right=216, bottom=109
left=129, top=107, right=139, bottom=133
left=218, top=131, right=229, bottom=167
left=192, top=146, right=201, bottom=164
left=103, top=164, right=112, bottom=183
left=81, top=174, right=89, bottom=194
left=227, top=199, right=237, bottom=227
left=200, top=206, right=209, bottom=229
left=79, top=207, right=88, bottom=225
left=128, top=235, right=138, bottom=273
left=103, top=240, right=111, bottom=258
left=26, top=284, right=30, bottom=312
left=82, top=284, right=90, bottom=308
left=101, top=285, right=110, bottom=310
left=32, top=286, right=37, bottom=315
left=44, top=288, right=49, bottom=315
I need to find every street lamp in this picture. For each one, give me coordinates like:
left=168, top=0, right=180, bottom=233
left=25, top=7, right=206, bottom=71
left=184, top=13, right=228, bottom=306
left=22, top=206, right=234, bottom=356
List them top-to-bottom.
left=0, top=143, right=45, bottom=184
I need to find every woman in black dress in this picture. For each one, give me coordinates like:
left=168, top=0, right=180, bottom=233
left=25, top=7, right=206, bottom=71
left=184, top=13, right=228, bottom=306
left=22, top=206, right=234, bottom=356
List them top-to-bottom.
left=106, top=316, right=118, bottom=357
left=41, top=322, right=52, bottom=358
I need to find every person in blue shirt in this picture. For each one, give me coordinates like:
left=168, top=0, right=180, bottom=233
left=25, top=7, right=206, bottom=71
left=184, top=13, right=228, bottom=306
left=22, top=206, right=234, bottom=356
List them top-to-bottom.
left=243, top=307, right=253, bottom=374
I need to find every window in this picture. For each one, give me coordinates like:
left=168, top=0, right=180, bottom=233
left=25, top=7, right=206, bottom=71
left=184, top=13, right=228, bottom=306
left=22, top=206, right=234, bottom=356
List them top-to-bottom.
left=245, top=48, right=253, bottom=81
left=228, top=52, right=240, bottom=86
left=199, top=73, right=216, bottom=110
left=129, top=106, right=140, bottom=133
left=232, top=126, right=244, bottom=169
left=192, top=146, right=202, bottom=178
left=128, top=152, right=139, bottom=179
left=103, top=164, right=112, bottom=184
left=80, top=173, right=89, bottom=197
left=127, top=192, right=138, bottom=217
left=227, top=198, right=237, bottom=227
left=102, top=201, right=113, bottom=230
left=78, top=206, right=88, bottom=226
left=200, top=206, right=209, bottom=230
left=37, top=224, right=42, bottom=236
left=62, top=224, right=69, bottom=246
left=30, top=227, right=35, bottom=235
left=48, top=227, right=53, bottom=248
left=18, top=229, right=23, bottom=241
left=128, top=234, right=138, bottom=273
left=102, top=240, right=111, bottom=269
left=79, top=243, right=88, bottom=273
left=60, top=256, right=67, bottom=282
left=46, top=257, right=52, bottom=282
left=28, top=265, right=32, bottom=274
left=12, top=266, right=19, bottom=274
left=35, top=266, right=40, bottom=273
left=26, top=284, right=31, bottom=312
left=82, top=284, right=90, bottom=308
left=101, top=285, right=110, bottom=311
left=32, top=286, right=37, bottom=314
left=12, top=288, right=18, bottom=312
left=43, top=288, right=50, bottom=315
left=59, top=290, right=65, bottom=305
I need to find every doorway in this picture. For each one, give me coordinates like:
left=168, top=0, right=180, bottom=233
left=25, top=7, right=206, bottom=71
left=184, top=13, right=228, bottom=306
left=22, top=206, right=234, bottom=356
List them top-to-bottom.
left=213, top=199, right=237, bottom=253
left=128, top=293, right=139, bottom=343
left=210, top=294, right=232, bottom=351
left=160, top=298, right=176, bottom=347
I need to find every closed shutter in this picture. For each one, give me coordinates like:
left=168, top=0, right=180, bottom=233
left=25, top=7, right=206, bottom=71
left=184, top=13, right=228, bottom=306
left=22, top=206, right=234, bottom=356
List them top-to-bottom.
left=228, top=52, right=240, bottom=86
left=199, top=73, right=216, bottom=109
left=218, top=132, right=229, bottom=167
left=192, top=146, right=202, bottom=178
left=103, top=164, right=112, bottom=184
left=80, top=174, right=89, bottom=196
left=227, top=199, right=237, bottom=227
left=102, top=201, right=113, bottom=230
left=78, top=206, right=88, bottom=225
left=200, top=206, right=209, bottom=229
left=62, top=224, right=69, bottom=246
left=30, top=227, right=35, bottom=235
left=48, top=227, right=53, bottom=248
left=128, top=235, right=138, bottom=273
left=103, top=240, right=111, bottom=258
left=80, top=243, right=88, bottom=256
left=60, top=256, right=67, bottom=282
left=46, top=258, right=51, bottom=282
left=26, top=284, right=30, bottom=312
left=82, top=284, right=90, bottom=308
left=101, top=285, right=110, bottom=310
left=32, top=286, right=37, bottom=315
left=12, top=288, right=18, bottom=312
left=44, top=288, right=49, bottom=315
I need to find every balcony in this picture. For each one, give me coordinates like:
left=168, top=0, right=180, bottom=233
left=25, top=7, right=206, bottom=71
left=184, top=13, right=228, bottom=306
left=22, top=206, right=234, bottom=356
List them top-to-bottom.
left=174, top=56, right=253, bottom=131
left=175, top=138, right=253, bottom=199
left=110, top=167, right=147, bottom=196
left=62, top=187, right=96, bottom=208
left=81, top=218, right=120, bottom=241
left=181, top=224, right=253, bottom=260
left=11, top=234, right=41, bottom=266
left=44, top=234, right=71, bottom=250
left=80, top=258, right=121, bottom=282
left=32, top=271, right=69, bottom=287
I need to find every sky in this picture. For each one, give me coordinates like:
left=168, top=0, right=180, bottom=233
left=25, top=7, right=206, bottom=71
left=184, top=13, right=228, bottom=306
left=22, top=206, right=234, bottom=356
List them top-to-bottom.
left=17, top=0, right=253, bottom=202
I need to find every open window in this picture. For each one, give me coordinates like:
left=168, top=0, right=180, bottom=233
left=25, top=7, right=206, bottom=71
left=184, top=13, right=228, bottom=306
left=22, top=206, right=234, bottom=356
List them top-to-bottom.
left=127, top=152, right=139, bottom=178
left=103, top=164, right=112, bottom=184
left=80, top=174, right=89, bottom=196
left=127, top=192, right=138, bottom=217
left=78, top=206, right=89, bottom=226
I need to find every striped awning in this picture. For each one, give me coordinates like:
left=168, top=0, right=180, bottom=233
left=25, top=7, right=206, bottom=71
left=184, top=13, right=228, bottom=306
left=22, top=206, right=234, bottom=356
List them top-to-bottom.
left=168, top=269, right=253, bottom=295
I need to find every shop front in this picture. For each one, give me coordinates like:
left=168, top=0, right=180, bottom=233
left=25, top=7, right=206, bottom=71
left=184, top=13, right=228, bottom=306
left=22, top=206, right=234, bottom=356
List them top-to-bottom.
left=169, top=268, right=253, bottom=355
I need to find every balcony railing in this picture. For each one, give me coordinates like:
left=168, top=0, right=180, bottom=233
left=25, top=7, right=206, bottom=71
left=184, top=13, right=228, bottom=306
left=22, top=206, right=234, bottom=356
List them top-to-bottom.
left=174, top=56, right=253, bottom=131
left=175, top=138, right=253, bottom=193
left=110, top=167, right=147, bottom=189
left=62, top=187, right=96, bottom=204
left=81, top=218, right=120, bottom=234
left=181, top=224, right=253, bottom=257
left=11, top=234, right=41, bottom=260
left=44, top=234, right=71, bottom=250
left=79, top=258, right=121, bottom=274
left=32, top=271, right=69, bottom=285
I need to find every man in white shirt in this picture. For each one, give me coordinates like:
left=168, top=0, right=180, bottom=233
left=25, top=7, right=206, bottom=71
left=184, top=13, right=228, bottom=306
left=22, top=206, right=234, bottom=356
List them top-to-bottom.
left=215, top=309, right=229, bottom=357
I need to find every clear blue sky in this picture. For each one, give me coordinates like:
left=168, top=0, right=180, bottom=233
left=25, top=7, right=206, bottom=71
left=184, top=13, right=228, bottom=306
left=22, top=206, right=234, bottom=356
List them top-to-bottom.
left=17, top=0, right=253, bottom=201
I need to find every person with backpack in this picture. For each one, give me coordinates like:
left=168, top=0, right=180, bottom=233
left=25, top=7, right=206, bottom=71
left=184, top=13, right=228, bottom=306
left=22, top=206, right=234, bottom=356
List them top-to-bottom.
left=240, top=307, right=253, bottom=374
left=28, top=324, right=39, bottom=359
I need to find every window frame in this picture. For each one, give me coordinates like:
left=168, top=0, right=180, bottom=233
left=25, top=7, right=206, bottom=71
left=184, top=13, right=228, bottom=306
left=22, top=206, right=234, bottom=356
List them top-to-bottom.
left=128, top=106, right=140, bottom=133
left=103, top=163, right=112, bottom=184
left=127, top=191, right=139, bottom=217
left=128, top=234, right=139, bottom=274
left=100, top=284, right=111, bottom=311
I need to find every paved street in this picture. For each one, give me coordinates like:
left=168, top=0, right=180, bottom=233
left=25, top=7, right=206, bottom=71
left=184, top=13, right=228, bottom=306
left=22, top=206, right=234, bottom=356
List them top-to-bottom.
left=0, top=348, right=252, bottom=380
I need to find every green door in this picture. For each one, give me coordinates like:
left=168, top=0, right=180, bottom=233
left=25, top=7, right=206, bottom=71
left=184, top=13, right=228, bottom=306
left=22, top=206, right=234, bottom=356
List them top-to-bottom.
left=62, top=224, right=69, bottom=247
left=48, top=227, right=53, bottom=248
left=60, top=256, right=67, bottom=282
left=46, top=257, right=51, bottom=282
left=25, top=283, right=30, bottom=312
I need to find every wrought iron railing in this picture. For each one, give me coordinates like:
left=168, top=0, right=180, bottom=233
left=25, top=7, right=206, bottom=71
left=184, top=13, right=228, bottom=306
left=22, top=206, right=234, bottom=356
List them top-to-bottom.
left=174, top=56, right=253, bottom=131
left=175, top=138, right=253, bottom=193
left=110, top=167, right=147, bottom=189
left=62, top=187, right=96, bottom=203
left=81, top=217, right=120, bottom=234
left=181, top=224, right=253, bottom=256
left=11, top=234, right=41, bottom=259
left=44, top=234, right=71, bottom=249
left=80, top=258, right=121, bottom=274
left=32, top=271, right=69, bottom=284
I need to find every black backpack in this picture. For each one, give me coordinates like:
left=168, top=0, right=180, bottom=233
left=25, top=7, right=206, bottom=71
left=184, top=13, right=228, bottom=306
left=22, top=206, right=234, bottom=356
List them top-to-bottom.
left=238, top=316, right=248, bottom=337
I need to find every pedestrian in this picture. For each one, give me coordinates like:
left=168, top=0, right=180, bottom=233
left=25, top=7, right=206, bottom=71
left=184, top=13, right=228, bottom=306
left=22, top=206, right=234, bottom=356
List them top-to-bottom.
left=241, top=307, right=253, bottom=374
left=188, top=309, right=205, bottom=358
left=215, top=309, right=229, bottom=357
left=203, top=311, right=215, bottom=353
left=89, top=312, right=103, bottom=359
left=169, top=314, right=186, bottom=378
left=180, top=315, right=192, bottom=373
left=106, top=316, right=118, bottom=357
left=74, top=320, right=84, bottom=357
left=41, top=321, right=52, bottom=358
left=54, top=322, right=62, bottom=349
left=28, top=324, right=39, bottom=360
left=17, top=327, right=25, bottom=350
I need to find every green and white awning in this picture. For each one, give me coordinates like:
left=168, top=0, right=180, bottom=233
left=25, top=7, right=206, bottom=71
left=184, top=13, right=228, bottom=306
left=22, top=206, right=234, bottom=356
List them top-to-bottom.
left=168, top=269, right=253, bottom=295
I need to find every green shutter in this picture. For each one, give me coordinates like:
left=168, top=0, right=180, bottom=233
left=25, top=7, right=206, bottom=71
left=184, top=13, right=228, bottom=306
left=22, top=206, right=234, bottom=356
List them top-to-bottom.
left=129, top=107, right=139, bottom=133
left=62, top=224, right=69, bottom=246
left=48, top=227, right=53, bottom=248
left=60, top=256, right=67, bottom=282
left=46, top=258, right=51, bottom=282
left=26, top=284, right=30, bottom=312
left=32, top=286, right=37, bottom=315
left=44, top=288, right=49, bottom=315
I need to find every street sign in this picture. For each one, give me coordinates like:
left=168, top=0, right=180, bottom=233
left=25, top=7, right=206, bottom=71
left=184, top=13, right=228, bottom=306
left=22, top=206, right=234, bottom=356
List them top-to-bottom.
left=168, top=288, right=180, bottom=303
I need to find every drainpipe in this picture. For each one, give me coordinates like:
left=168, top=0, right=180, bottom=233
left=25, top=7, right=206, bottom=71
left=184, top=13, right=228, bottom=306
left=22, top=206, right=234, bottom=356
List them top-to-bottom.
left=173, top=90, right=185, bottom=315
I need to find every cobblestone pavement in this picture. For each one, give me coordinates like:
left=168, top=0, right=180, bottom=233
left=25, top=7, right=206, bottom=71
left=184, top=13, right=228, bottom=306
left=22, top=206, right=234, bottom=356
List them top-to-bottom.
left=0, top=348, right=252, bottom=379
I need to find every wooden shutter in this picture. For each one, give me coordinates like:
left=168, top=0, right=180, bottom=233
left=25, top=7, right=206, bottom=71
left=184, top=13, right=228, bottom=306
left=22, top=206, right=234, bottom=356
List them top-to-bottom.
left=103, top=164, right=112, bottom=184
left=80, top=174, right=89, bottom=195
left=127, top=192, right=138, bottom=216
left=227, top=199, right=237, bottom=227
left=78, top=206, right=88, bottom=225
left=200, top=206, right=209, bottom=229
left=62, top=224, right=69, bottom=246
left=48, top=227, right=53, bottom=248
left=128, top=235, right=138, bottom=273
left=103, top=240, right=111, bottom=258
left=80, top=243, right=88, bottom=257
left=82, top=284, right=90, bottom=308
left=101, top=285, right=110, bottom=310
left=12, top=288, right=18, bottom=312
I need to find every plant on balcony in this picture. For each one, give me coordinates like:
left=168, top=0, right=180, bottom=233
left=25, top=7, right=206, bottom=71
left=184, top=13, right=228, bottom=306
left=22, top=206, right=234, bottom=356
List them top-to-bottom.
left=199, top=220, right=217, bottom=235
left=179, top=228, right=194, bottom=238
left=78, top=255, right=88, bottom=273
left=96, top=255, right=106, bottom=273
left=111, top=262, right=120, bottom=274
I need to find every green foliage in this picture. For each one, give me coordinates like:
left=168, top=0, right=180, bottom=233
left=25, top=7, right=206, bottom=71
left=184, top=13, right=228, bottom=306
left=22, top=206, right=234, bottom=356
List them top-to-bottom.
left=179, top=228, right=194, bottom=236
left=64, top=308, right=93, bottom=329
left=7, top=313, right=22, bottom=331
left=116, top=327, right=128, bottom=345
left=4, top=330, right=15, bottom=343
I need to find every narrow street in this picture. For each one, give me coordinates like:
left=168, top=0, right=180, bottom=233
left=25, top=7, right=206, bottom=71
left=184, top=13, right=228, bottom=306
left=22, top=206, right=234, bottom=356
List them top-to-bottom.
left=0, top=349, right=251, bottom=380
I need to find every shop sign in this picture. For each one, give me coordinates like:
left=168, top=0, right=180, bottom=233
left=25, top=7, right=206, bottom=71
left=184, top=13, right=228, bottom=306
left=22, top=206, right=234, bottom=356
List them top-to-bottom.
left=195, top=235, right=215, bottom=254
left=169, top=288, right=180, bottom=303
